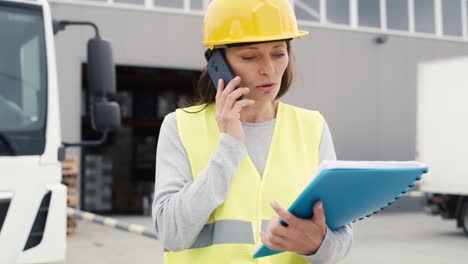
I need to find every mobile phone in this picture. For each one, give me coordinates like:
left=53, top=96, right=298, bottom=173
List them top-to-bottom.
left=207, top=49, right=243, bottom=100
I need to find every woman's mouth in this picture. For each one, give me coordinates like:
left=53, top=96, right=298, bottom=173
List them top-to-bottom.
left=256, top=83, right=277, bottom=91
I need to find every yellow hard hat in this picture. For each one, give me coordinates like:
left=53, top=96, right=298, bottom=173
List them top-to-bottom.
left=202, top=0, right=308, bottom=49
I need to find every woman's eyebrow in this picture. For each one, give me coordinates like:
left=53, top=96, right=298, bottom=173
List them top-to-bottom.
left=239, top=44, right=286, bottom=50
left=273, top=44, right=286, bottom=48
left=239, top=46, right=258, bottom=50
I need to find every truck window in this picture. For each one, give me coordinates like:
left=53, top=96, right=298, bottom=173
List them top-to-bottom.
left=0, top=3, right=47, bottom=155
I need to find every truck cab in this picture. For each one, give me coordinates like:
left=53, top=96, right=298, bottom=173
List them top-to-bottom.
left=0, top=0, right=120, bottom=262
left=0, top=0, right=66, bottom=263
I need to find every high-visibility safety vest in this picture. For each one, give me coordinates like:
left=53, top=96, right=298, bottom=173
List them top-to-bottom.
left=168, top=101, right=323, bottom=263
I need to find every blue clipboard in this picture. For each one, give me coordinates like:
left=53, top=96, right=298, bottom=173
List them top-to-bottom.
left=253, top=161, right=428, bottom=259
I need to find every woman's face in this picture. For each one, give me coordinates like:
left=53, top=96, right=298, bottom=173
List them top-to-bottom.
left=224, top=41, right=289, bottom=103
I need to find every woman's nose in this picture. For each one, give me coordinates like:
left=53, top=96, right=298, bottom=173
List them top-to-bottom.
left=259, top=58, right=275, bottom=76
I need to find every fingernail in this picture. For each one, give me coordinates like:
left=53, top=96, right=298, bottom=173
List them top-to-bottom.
left=235, top=76, right=240, bottom=80
left=271, top=200, right=278, bottom=208
left=318, top=201, right=323, bottom=209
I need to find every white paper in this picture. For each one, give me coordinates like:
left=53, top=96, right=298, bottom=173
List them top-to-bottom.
left=318, top=160, right=427, bottom=171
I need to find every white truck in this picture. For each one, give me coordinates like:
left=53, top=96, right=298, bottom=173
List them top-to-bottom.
left=0, top=0, right=120, bottom=262
left=417, top=55, right=468, bottom=236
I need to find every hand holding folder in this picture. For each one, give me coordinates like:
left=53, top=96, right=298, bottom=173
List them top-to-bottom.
left=253, top=160, right=428, bottom=259
left=261, top=199, right=327, bottom=256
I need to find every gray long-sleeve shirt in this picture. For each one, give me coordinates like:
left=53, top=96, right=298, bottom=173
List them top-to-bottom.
left=152, top=111, right=353, bottom=264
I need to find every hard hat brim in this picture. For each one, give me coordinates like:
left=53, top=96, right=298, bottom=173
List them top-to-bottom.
left=202, top=30, right=309, bottom=49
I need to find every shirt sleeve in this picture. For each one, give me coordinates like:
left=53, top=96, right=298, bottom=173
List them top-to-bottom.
left=152, top=112, right=248, bottom=251
left=301, top=116, right=353, bottom=264
left=318, top=116, right=337, bottom=162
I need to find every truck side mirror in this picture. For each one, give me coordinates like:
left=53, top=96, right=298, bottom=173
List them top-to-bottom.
left=59, top=20, right=121, bottom=151
left=87, top=37, right=116, bottom=97
left=91, top=100, right=121, bottom=132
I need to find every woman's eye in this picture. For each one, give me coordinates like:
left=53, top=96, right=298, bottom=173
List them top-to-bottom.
left=274, top=53, right=286, bottom=58
left=241, top=56, right=256, bottom=61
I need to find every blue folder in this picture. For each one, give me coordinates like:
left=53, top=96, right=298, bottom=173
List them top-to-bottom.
left=252, top=162, right=428, bottom=259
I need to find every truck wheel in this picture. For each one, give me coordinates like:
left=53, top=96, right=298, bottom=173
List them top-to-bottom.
left=462, top=201, right=468, bottom=236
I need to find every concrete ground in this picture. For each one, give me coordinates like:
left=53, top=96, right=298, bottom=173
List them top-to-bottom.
left=63, top=197, right=468, bottom=264
left=62, top=216, right=161, bottom=264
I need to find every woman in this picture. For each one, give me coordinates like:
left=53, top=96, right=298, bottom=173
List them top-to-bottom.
left=153, top=0, right=352, bottom=263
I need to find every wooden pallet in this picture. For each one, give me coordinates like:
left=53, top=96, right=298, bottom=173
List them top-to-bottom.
left=62, top=156, right=79, bottom=237
left=62, top=157, right=79, bottom=176
left=67, top=215, right=78, bottom=236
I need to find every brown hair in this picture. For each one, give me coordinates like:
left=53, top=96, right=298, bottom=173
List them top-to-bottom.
left=179, top=40, right=294, bottom=111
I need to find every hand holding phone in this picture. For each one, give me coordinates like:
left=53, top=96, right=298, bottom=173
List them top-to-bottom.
left=206, top=49, right=254, bottom=144
left=207, top=49, right=243, bottom=100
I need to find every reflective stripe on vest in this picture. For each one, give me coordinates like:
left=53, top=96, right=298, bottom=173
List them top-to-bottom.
left=170, top=101, right=323, bottom=263
left=164, top=219, right=272, bottom=252
left=164, top=220, right=254, bottom=252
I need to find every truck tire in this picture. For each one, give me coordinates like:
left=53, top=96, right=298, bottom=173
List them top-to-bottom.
left=462, top=200, right=468, bottom=236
